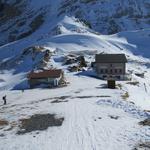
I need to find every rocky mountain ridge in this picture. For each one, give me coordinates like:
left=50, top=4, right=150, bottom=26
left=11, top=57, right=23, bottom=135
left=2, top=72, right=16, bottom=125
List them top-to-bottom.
left=0, top=0, right=150, bottom=46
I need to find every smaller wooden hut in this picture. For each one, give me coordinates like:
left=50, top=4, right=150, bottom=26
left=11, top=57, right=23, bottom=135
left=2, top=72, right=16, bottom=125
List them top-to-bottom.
left=27, top=69, right=64, bottom=88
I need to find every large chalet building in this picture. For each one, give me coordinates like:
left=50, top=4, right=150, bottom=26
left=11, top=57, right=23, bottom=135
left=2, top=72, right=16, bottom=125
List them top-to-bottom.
left=92, top=54, right=127, bottom=80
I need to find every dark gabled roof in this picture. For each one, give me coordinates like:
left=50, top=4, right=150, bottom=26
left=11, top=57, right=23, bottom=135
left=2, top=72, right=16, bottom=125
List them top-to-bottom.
left=95, top=54, right=127, bottom=63
left=28, top=69, right=62, bottom=79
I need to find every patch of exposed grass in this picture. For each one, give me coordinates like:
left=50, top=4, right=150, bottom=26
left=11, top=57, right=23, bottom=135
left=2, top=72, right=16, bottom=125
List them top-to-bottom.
left=126, top=81, right=139, bottom=86
left=121, top=92, right=129, bottom=100
left=17, top=114, right=64, bottom=134
left=0, top=120, right=9, bottom=126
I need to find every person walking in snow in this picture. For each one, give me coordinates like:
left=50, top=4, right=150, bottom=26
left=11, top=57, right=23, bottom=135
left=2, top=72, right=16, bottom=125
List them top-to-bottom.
left=2, top=95, right=7, bottom=105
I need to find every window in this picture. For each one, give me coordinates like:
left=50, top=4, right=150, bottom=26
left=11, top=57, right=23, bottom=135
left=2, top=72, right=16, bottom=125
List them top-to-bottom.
left=101, top=69, right=104, bottom=73
left=105, top=69, right=108, bottom=73
left=115, top=69, right=117, bottom=73
left=119, top=69, right=122, bottom=73
left=103, top=75, right=107, bottom=78
left=117, top=76, right=121, bottom=79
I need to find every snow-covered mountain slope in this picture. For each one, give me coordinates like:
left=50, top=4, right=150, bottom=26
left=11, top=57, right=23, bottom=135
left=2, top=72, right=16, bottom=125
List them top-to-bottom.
left=0, top=0, right=150, bottom=46
left=0, top=0, right=61, bottom=46
left=59, top=0, right=150, bottom=34
left=0, top=16, right=150, bottom=74
left=0, top=16, right=150, bottom=109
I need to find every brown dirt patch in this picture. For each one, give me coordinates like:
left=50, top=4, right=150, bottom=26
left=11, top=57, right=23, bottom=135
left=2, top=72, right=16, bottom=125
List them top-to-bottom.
left=121, top=92, right=129, bottom=100
left=17, top=114, right=64, bottom=134
left=139, top=119, right=150, bottom=126
left=0, top=120, right=9, bottom=126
